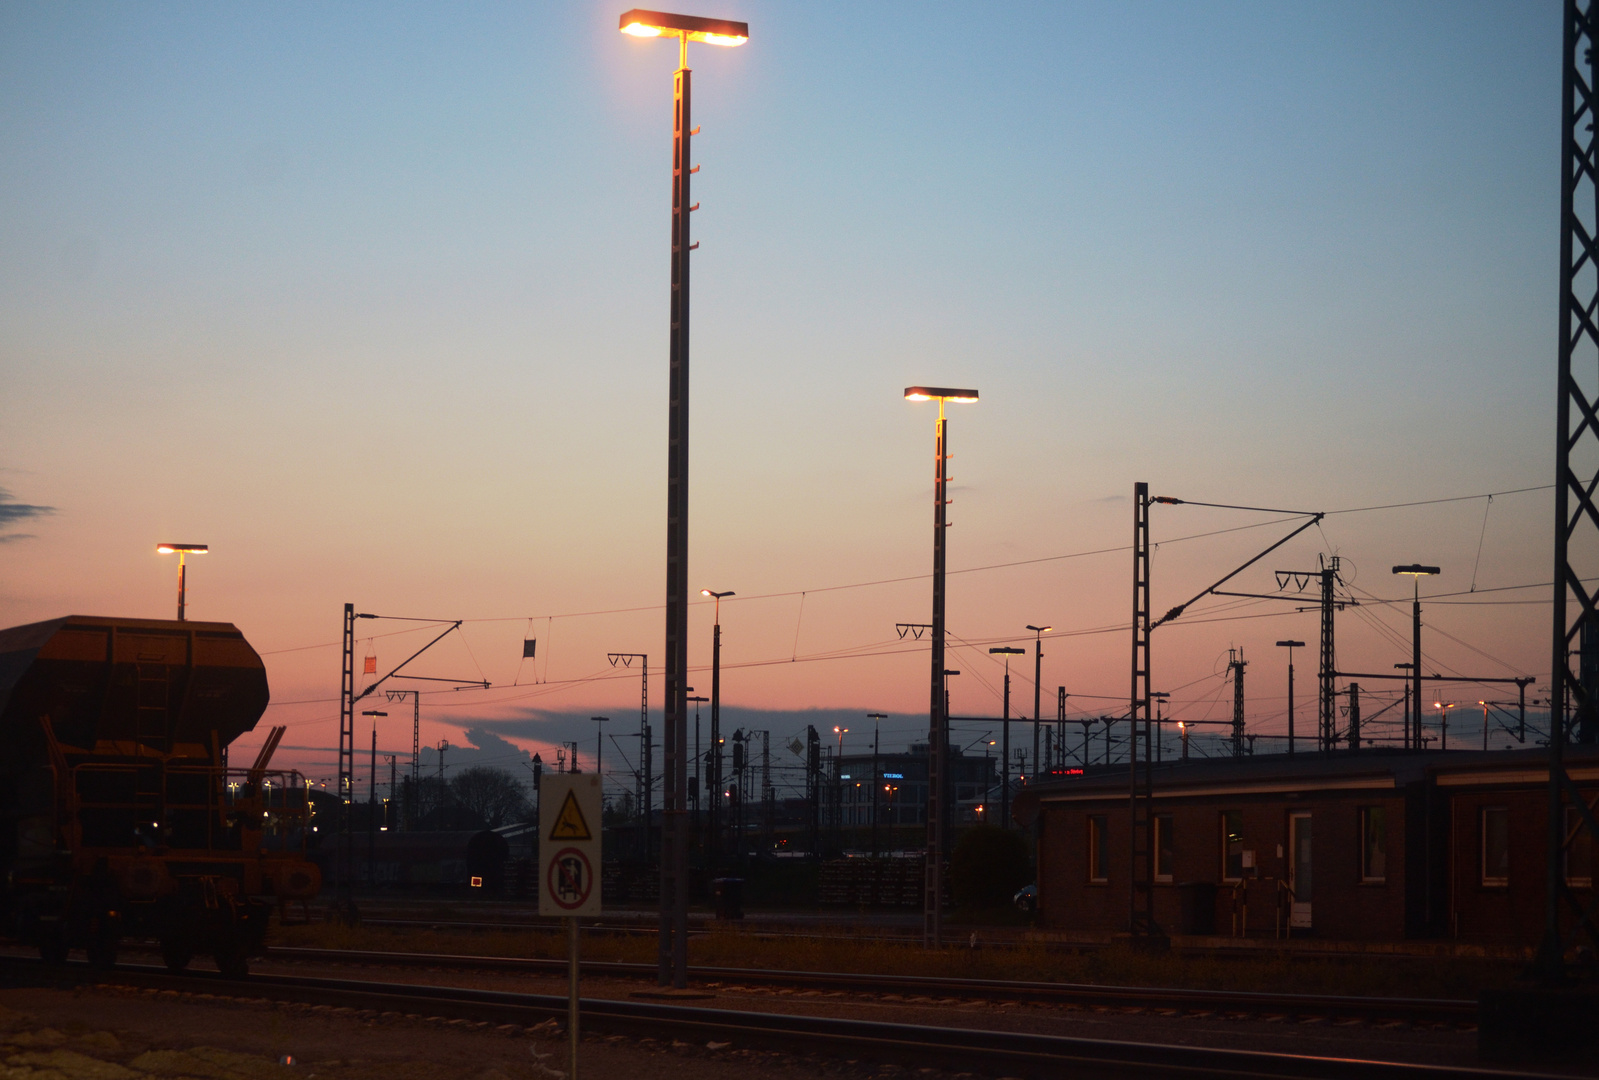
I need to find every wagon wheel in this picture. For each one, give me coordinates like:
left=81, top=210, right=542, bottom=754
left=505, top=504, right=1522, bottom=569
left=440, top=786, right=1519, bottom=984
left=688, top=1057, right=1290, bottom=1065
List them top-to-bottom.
left=36, top=923, right=67, bottom=965
left=85, top=929, right=118, bottom=969
left=160, top=937, right=192, bottom=973
left=213, top=939, right=249, bottom=980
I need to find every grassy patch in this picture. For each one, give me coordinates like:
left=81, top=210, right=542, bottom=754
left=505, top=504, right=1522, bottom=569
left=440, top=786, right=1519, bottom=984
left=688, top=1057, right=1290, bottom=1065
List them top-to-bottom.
left=269, top=920, right=1515, bottom=999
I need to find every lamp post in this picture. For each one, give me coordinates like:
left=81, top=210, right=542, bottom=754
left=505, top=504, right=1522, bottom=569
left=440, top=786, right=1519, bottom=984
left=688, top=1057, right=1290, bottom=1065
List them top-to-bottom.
left=621, top=6, right=748, bottom=991
left=905, top=385, right=978, bottom=949
left=156, top=543, right=208, bottom=621
left=1393, top=565, right=1440, bottom=750
left=1025, top=626, right=1051, bottom=782
left=1275, top=640, right=1306, bottom=755
left=989, top=646, right=1025, bottom=828
left=1479, top=700, right=1490, bottom=751
left=1434, top=701, right=1456, bottom=750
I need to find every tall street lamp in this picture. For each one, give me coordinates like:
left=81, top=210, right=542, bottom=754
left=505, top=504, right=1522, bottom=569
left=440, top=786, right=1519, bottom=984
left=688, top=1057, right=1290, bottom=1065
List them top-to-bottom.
left=621, top=8, right=748, bottom=991
left=905, top=385, right=977, bottom=949
left=157, top=543, right=208, bottom=621
left=1393, top=565, right=1441, bottom=750
left=1025, top=626, right=1051, bottom=781
left=1275, top=640, right=1306, bottom=754
left=989, top=646, right=1025, bottom=827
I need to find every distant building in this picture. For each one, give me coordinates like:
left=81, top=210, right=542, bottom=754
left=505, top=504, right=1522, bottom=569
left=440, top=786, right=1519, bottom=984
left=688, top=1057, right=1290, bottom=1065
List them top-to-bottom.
left=833, top=743, right=999, bottom=828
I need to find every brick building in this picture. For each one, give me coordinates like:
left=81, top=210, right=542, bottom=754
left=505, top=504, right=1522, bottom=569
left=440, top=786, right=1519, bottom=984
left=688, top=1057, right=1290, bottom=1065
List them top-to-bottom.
left=1014, top=747, right=1597, bottom=946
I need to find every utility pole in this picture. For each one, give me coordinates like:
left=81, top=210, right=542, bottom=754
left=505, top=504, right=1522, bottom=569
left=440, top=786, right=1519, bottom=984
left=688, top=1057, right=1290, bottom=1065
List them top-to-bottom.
left=1128, top=482, right=1160, bottom=940
left=1320, top=556, right=1340, bottom=751
left=1393, top=566, right=1440, bottom=751
left=340, top=605, right=356, bottom=905
left=1026, top=626, right=1051, bottom=783
left=1276, top=641, right=1305, bottom=755
left=989, top=647, right=1024, bottom=827
left=1227, top=648, right=1247, bottom=757
left=606, top=654, right=647, bottom=858
left=1348, top=683, right=1361, bottom=751
left=1057, top=687, right=1069, bottom=772
left=386, top=689, right=421, bottom=830
left=688, top=694, right=707, bottom=852
left=360, top=712, right=385, bottom=888
left=867, top=714, right=885, bottom=858
left=591, top=717, right=609, bottom=816
left=806, top=725, right=821, bottom=858
left=760, top=729, right=773, bottom=855
left=436, top=739, right=448, bottom=828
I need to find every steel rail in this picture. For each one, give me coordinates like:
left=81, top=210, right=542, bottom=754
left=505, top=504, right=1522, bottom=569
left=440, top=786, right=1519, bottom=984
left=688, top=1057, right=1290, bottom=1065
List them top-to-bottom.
left=260, top=946, right=1475, bottom=1024
left=0, top=958, right=1544, bottom=1080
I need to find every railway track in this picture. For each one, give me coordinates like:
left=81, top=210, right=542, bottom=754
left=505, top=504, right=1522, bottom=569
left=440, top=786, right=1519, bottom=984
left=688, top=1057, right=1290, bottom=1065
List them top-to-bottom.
left=263, top=945, right=1478, bottom=1025
left=0, top=957, right=1549, bottom=1080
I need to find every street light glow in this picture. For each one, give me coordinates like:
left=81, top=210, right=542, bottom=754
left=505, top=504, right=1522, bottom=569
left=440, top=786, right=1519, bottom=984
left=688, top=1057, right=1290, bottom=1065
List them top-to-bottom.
left=619, top=9, right=749, bottom=46
left=904, top=386, right=979, bottom=402
left=156, top=543, right=208, bottom=555
left=1392, top=564, right=1441, bottom=577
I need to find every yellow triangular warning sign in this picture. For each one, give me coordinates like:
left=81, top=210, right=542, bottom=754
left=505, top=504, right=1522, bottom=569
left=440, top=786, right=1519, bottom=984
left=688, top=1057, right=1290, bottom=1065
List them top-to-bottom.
left=549, top=789, right=592, bottom=841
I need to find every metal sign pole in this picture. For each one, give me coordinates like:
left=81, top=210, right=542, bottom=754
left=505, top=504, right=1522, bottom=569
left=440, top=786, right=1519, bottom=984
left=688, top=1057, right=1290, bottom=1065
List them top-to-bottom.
left=568, top=915, right=579, bottom=1080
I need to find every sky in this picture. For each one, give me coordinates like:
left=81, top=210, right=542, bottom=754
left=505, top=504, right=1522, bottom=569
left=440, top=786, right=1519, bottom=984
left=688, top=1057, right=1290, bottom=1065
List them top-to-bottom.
left=0, top=1, right=1565, bottom=794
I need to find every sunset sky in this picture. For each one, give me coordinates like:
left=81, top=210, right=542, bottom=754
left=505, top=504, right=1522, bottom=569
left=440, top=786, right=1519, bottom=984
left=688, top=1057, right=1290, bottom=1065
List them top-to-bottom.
left=0, top=2, right=1562, bottom=792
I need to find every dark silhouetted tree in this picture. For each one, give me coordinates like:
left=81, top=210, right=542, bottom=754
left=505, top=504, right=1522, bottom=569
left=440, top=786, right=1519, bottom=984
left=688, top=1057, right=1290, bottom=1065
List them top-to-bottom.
left=448, top=767, right=530, bottom=829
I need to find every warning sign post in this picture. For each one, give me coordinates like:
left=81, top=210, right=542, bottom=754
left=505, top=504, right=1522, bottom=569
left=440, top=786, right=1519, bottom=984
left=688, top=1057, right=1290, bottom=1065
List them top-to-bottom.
left=539, top=773, right=600, bottom=1080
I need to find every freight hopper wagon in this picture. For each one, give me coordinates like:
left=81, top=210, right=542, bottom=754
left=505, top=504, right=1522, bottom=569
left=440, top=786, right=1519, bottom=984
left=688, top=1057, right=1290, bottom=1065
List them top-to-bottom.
left=0, top=616, right=321, bottom=977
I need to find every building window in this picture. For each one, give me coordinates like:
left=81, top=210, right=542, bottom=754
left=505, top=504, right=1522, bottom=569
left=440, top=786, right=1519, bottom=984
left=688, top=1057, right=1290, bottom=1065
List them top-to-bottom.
left=1360, top=806, right=1386, bottom=883
left=1481, top=806, right=1510, bottom=887
left=1567, top=806, right=1594, bottom=888
left=1222, top=809, right=1244, bottom=881
left=1155, top=813, right=1174, bottom=882
left=1088, top=814, right=1109, bottom=883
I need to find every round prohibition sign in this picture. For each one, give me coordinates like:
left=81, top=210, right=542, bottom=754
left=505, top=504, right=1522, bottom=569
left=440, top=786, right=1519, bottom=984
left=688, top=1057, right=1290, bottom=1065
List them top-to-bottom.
left=546, top=846, right=594, bottom=910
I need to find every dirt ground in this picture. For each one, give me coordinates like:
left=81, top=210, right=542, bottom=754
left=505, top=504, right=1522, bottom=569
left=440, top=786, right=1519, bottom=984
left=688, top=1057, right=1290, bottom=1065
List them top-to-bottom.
left=0, top=985, right=944, bottom=1080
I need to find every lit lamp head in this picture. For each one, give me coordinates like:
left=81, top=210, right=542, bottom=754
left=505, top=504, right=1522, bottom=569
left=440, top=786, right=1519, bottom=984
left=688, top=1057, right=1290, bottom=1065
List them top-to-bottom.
left=619, top=9, right=749, bottom=48
left=905, top=386, right=979, bottom=418
left=157, top=543, right=208, bottom=621
left=1392, top=564, right=1440, bottom=595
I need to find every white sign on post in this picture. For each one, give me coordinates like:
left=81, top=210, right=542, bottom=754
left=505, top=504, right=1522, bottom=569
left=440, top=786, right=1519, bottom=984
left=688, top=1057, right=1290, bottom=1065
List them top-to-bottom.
left=539, top=773, right=602, bottom=917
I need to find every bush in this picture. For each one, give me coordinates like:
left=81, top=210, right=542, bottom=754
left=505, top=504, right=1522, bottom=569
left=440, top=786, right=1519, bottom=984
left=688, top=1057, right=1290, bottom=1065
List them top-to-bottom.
left=949, top=825, right=1030, bottom=909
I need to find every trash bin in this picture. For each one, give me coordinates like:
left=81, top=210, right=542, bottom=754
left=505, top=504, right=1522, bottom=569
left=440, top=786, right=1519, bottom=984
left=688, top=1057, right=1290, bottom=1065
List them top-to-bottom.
left=713, top=877, right=745, bottom=920
left=1176, top=882, right=1216, bottom=935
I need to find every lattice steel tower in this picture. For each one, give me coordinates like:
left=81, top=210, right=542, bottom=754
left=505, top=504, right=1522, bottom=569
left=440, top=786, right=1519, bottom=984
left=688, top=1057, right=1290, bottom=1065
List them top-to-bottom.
left=1540, top=0, right=1599, bottom=978
left=1128, top=483, right=1160, bottom=938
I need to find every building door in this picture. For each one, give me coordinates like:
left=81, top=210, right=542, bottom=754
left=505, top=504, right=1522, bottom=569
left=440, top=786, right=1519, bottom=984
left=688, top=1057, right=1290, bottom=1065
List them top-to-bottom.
left=1289, top=813, right=1312, bottom=929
